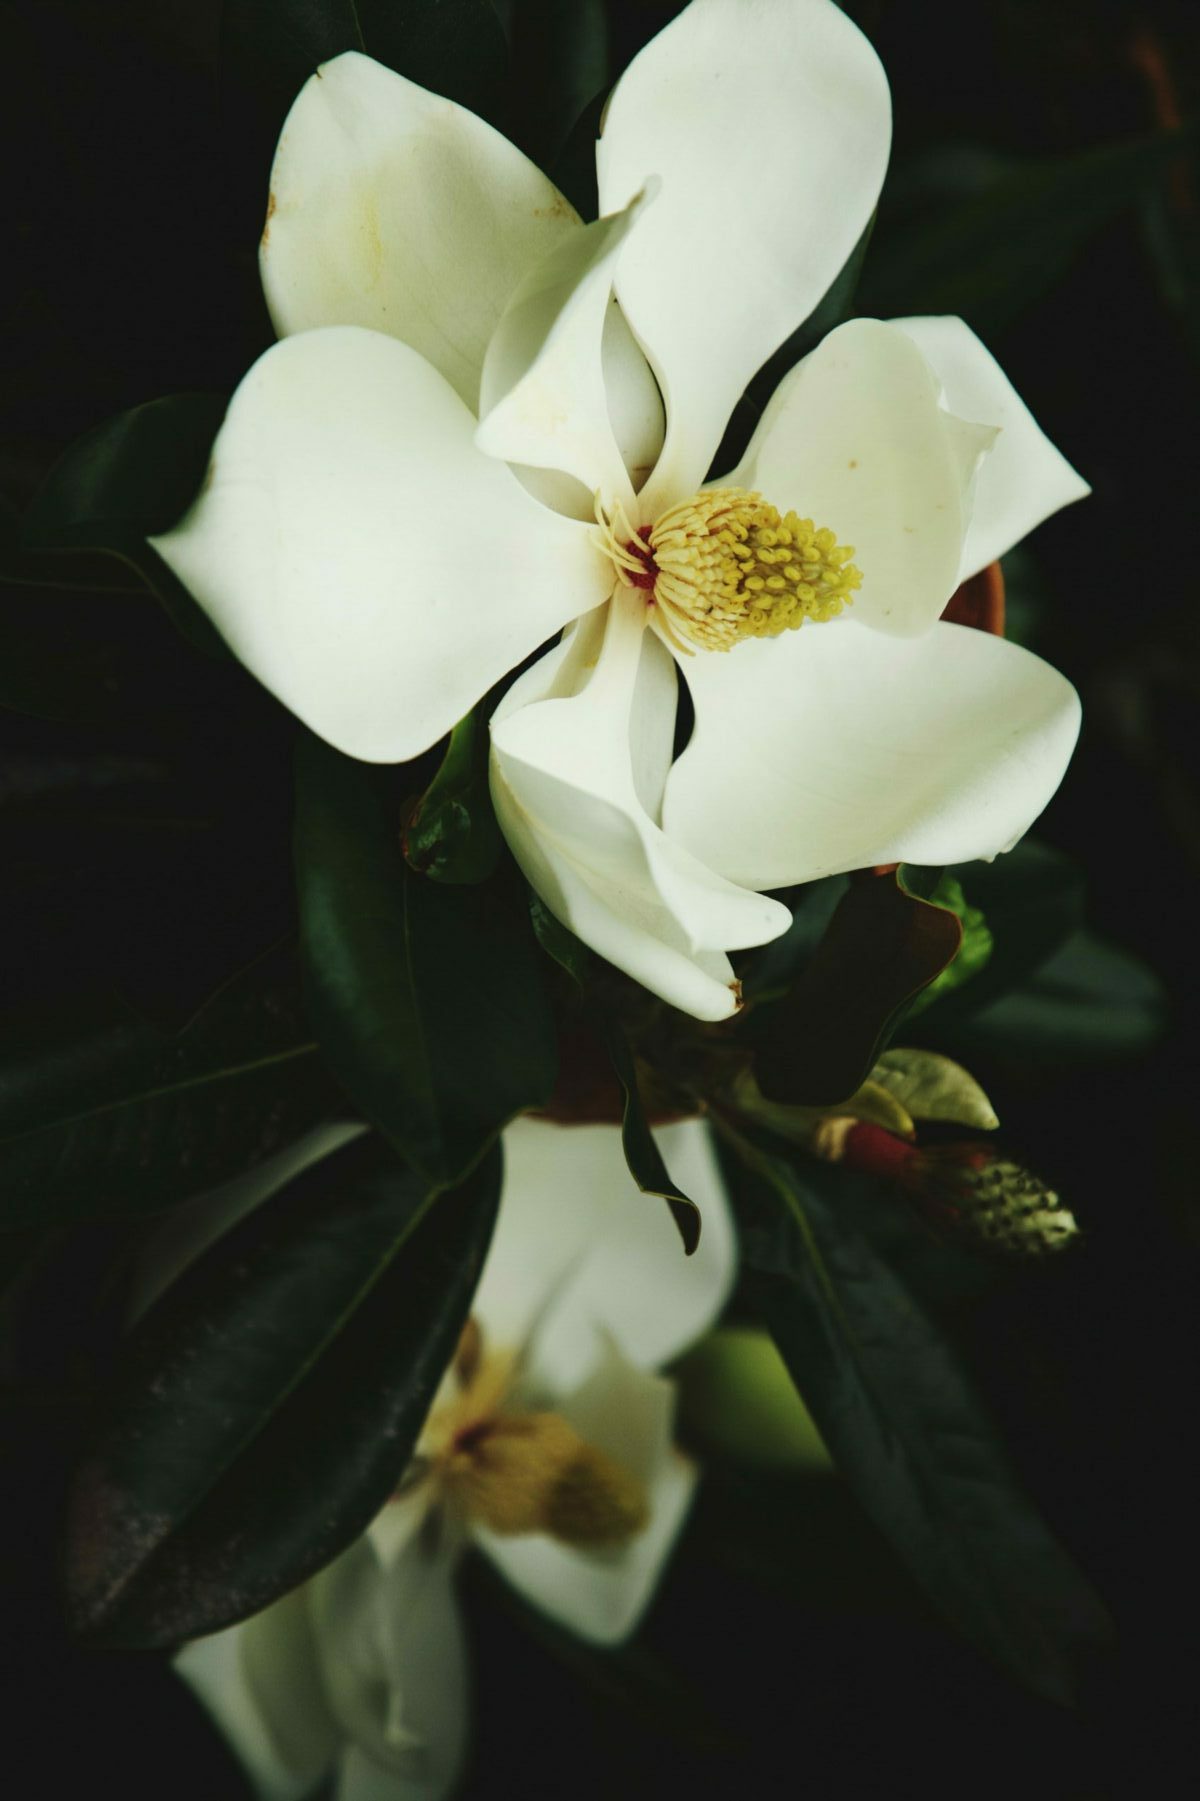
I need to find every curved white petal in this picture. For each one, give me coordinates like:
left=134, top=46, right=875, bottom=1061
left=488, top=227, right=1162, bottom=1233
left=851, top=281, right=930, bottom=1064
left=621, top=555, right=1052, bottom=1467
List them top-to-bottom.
left=597, top=0, right=891, bottom=508
left=262, top=51, right=580, bottom=410
left=477, top=188, right=656, bottom=506
left=603, top=300, right=666, bottom=494
left=894, top=314, right=1091, bottom=580
left=727, top=319, right=996, bottom=637
left=152, top=328, right=608, bottom=763
left=490, top=590, right=790, bottom=1020
left=663, top=617, right=1081, bottom=889
left=475, top=1117, right=736, bottom=1390
left=476, top=1348, right=696, bottom=1645
left=310, top=1533, right=468, bottom=1801
left=175, top=1595, right=338, bottom=1801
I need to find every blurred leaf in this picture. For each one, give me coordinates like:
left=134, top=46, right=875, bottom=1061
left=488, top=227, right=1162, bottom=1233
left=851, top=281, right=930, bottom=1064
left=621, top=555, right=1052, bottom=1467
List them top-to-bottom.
left=221, top=0, right=509, bottom=228
left=509, top=0, right=608, bottom=168
left=551, top=87, right=605, bottom=220
left=861, top=127, right=1196, bottom=335
left=21, top=395, right=231, bottom=658
left=403, top=705, right=501, bottom=884
left=295, top=732, right=557, bottom=1190
left=911, top=839, right=1085, bottom=1028
left=750, top=870, right=962, bottom=1108
left=907, top=874, right=993, bottom=1017
left=529, top=893, right=591, bottom=988
left=949, top=929, right=1168, bottom=1070
left=0, top=949, right=337, bottom=1231
left=598, top=1017, right=699, bottom=1254
left=872, top=1047, right=999, bottom=1132
left=722, top=1125, right=1113, bottom=1703
left=64, top=1135, right=499, bottom=1646
left=675, top=1326, right=833, bottom=1473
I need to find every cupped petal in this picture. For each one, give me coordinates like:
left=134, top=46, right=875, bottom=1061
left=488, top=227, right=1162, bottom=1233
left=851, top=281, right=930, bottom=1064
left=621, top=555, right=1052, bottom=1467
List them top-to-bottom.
left=597, top=0, right=891, bottom=508
left=261, top=51, right=580, bottom=411
left=477, top=187, right=656, bottom=506
left=603, top=301, right=666, bottom=494
left=894, top=314, right=1091, bottom=580
left=726, top=318, right=996, bottom=637
left=152, top=327, right=608, bottom=763
left=490, top=590, right=790, bottom=1020
left=663, top=616, right=1081, bottom=890
left=475, top=1117, right=736, bottom=1390
left=475, top=1347, right=697, bottom=1645
left=310, top=1532, right=469, bottom=1801
left=175, top=1594, right=339, bottom=1801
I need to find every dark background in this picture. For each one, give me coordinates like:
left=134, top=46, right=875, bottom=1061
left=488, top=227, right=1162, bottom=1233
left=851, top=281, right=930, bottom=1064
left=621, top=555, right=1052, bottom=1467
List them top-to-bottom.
left=3, top=1, right=1199, bottom=1795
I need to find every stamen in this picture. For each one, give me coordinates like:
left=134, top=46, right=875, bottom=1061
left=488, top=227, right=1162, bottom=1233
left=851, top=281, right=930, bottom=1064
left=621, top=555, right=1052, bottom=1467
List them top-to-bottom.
left=594, top=487, right=861, bottom=652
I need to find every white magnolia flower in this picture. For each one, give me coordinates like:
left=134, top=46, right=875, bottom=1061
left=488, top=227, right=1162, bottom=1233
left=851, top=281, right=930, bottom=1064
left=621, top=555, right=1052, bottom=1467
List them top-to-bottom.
left=152, top=0, right=1087, bottom=1023
left=177, top=1116, right=735, bottom=1801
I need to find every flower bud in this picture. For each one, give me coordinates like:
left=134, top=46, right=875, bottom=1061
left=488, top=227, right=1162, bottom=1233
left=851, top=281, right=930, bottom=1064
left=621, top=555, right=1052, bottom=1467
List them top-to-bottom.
left=813, top=1119, right=1078, bottom=1258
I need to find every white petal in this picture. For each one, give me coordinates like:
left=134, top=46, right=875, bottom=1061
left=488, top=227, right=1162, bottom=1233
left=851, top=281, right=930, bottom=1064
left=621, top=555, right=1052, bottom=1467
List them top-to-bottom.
left=597, top=0, right=891, bottom=507
left=262, top=52, right=580, bottom=411
left=477, top=188, right=656, bottom=506
left=603, top=300, right=666, bottom=494
left=894, top=314, right=1091, bottom=580
left=727, top=319, right=996, bottom=637
left=152, top=328, right=608, bottom=763
left=490, top=590, right=790, bottom=1020
left=663, top=617, right=1082, bottom=889
left=476, top=1117, right=736, bottom=1388
left=476, top=1351, right=696, bottom=1646
left=310, top=1533, right=468, bottom=1801
left=175, top=1596, right=338, bottom=1801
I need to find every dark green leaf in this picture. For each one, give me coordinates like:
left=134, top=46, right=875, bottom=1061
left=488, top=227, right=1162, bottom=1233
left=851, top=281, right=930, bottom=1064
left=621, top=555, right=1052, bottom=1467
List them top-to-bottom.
left=221, top=0, right=509, bottom=221
left=508, top=0, right=609, bottom=168
left=551, top=87, right=606, bottom=220
left=860, top=128, right=1196, bottom=336
left=21, top=394, right=231, bottom=658
left=403, top=705, right=502, bottom=884
left=295, top=732, right=557, bottom=1189
left=910, top=838, right=1085, bottom=1028
left=749, top=870, right=962, bottom=1108
left=906, top=874, right=993, bottom=1017
left=529, top=893, right=591, bottom=988
left=947, top=929, right=1167, bottom=1071
left=0, top=948, right=335, bottom=1231
left=598, top=1018, right=699, bottom=1254
left=721, top=1124, right=1113, bottom=1703
left=64, top=1135, right=500, bottom=1646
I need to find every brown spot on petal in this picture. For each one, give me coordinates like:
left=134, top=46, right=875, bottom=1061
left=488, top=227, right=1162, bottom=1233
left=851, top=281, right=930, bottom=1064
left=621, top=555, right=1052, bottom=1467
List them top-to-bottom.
left=260, top=189, right=277, bottom=250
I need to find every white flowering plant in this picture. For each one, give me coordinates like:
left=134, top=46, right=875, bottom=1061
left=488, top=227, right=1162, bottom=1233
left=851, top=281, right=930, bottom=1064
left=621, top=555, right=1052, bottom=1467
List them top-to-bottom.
left=4, top=0, right=1185, bottom=1795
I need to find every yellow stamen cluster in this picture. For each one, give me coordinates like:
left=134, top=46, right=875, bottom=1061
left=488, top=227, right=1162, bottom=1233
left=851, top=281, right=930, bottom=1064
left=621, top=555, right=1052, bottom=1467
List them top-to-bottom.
left=596, top=487, right=861, bottom=654
left=649, top=488, right=861, bottom=652
left=421, top=1319, right=650, bottom=1549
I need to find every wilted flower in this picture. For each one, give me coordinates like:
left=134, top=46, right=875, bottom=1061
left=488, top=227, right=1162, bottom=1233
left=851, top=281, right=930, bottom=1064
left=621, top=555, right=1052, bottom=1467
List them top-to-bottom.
left=153, top=0, right=1087, bottom=1021
left=177, top=1116, right=734, bottom=1799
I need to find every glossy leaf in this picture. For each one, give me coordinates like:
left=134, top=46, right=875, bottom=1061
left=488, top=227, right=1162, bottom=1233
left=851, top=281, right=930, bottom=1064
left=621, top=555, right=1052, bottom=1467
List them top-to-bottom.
left=221, top=0, right=509, bottom=226
left=508, top=0, right=609, bottom=168
left=861, top=128, right=1195, bottom=336
left=21, top=394, right=231, bottom=657
left=403, top=705, right=502, bottom=884
left=295, top=732, right=557, bottom=1190
left=911, top=839, right=1085, bottom=1028
left=749, top=870, right=962, bottom=1108
left=906, top=874, right=993, bottom=1017
left=529, top=892, right=591, bottom=989
left=948, top=929, right=1168, bottom=1071
left=0, top=948, right=335, bottom=1231
left=599, top=1017, right=699, bottom=1254
left=722, top=1124, right=1113, bottom=1703
left=64, top=1135, right=500, bottom=1646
